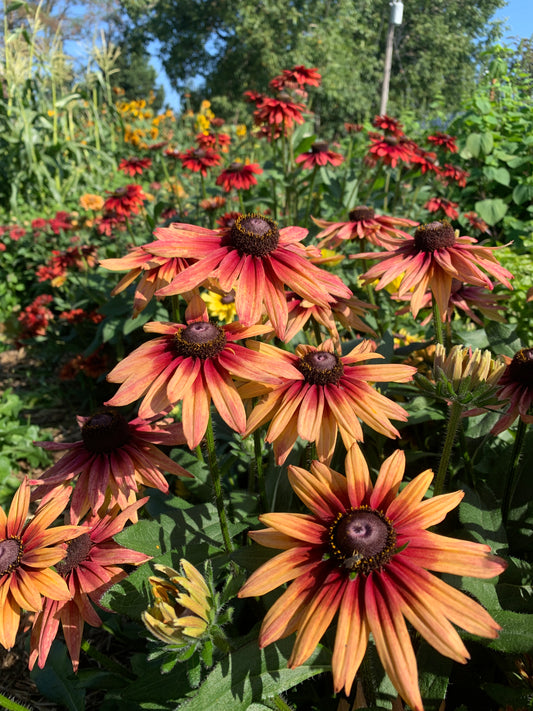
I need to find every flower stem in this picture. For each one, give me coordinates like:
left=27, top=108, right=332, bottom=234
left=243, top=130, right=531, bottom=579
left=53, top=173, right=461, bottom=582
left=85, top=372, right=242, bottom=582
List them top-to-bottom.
left=304, top=166, right=318, bottom=226
left=432, top=298, right=445, bottom=347
left=433, top=400, right=463, bottom=497
left=204, top=416, right=234, bottom=553
left=502, top=418, right=528, bottom=524
left=253, top=429, right=268, bottom=512
left=0, top=695, right=31, bottom=711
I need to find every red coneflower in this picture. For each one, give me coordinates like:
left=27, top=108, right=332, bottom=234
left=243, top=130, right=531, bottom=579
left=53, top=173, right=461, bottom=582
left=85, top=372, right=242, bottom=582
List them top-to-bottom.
left=270, top=65, right=322, bottom=91
left=243, top=90, right=264, bottom=105
left=254, top=96, right=306, bottom=130
left=372, top=114, right=404, bottom=136
left=427, top=131, right=458, bottom=153
left=195, top=132, right=231, bottom=152
left=367, top=134, right=416, bottom=168
left=295, top=141, right=344, bottom=170
left=178, top=147, right=221, bottom=176
left=118, top=157, right=153, bottom=177
left=215, top=162, right=263, bottom=192
left=439, top=163, right=469, bottom=187
left=104, top=184, right=146, bottom=217
left=200, top=195, right=227, bottom=212
left=424, top=197, right=459, bottom=220
left=314, top=206, right=418, bottom=249
left=464, top=211, right=490, bottom=234
left=149, top=213, right=352, bottom=338
left=357, top=220, right=514, bottom=319
left=99, top=240, right=197, bottom=317
left=105, top=296, right=292, bottom=448
left=243, top=339, right=416, bottom=464
left=491, top=348, right=533, bottom=434
left=31, top=413, right=192, bottom=521
left=238, top=447, right=507, bottom=710
left=0, top=480, right=83, bottom=650
left=29, top=498, right=151, bottom=671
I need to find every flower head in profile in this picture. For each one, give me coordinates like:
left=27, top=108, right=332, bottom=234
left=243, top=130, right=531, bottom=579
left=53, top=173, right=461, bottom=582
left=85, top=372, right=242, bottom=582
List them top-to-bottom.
left=272, top=65, right=321, bottom=89
left=253, top=96, right=306, bottom=131
left=372, top=114, right=404, bottom=136
left=427, top=132, right=458, bottom=152
left=367, top=134, right=416, bottom=168
left=295, top=141, right=344, bottom=170
left=178, top=147, right=221, bottom=176
left=118, top=157, right=152, bottom=177
left=215, top=162, right=263, bottom=192
left=104, top=184, right=146, bottom=217
left=424, top=197, right=459, bottom=220
left=314, top=206, right=417, bottom=249
left=464, top=211, right=490, bottom=234
left=149, top=213, right=352, bottom=338
left=357, top=220, right=514, bottom=319
left=99, top=239, right=197, bottom=317
left=105, top=296, right=291, bottom=448
left=243, top=339, right=416, bottom=464
left=491, top=347, right=533, bottom=434
left=32, top=413, right=192, bottom=522
left=238, top=447, right=507, bottom=710
left=0, top=480, right=83, bottom=651
left=29, top=498, right=151, bottom=671
left=142, top=560, right=212, bottom=646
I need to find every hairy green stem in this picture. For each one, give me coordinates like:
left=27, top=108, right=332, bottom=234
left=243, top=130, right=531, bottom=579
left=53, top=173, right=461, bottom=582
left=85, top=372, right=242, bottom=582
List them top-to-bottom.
left=304, top=166, right=318, bottom=226
left=432, top=298, right=445, bottom=347
left=433, top=400, right=463, bottom=497
left=205, top=416, right=234, bottom=553
left=502, top=418, right=528, bottom=523
left=253, top=429, right=268, bottom=512
left=0, top=694, right=32, bottom=711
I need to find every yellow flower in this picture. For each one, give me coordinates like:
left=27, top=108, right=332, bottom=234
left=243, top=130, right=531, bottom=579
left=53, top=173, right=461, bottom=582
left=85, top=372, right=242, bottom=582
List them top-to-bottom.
left=200, top=99, right=211, bottom=111
left=236, top=123, right=247, bottom=137
left=79, top=194, right=104, bottom=211
left=201, top=290, right=237, bottom=323
left=433, top=344, right=506, bottom=391
left=142, top=561, right=211, bottom=645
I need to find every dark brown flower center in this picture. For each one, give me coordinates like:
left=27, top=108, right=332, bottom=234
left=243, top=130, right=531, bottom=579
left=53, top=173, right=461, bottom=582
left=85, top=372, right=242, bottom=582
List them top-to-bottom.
left=384, top=135, right=398, bottom=146
left=311, top=141, right=329, bottom=153
left=193, top=149, right=206, bottom=159
left=229, top=162, right=243, bottom=171
left=114, top=186, right=128, bottom=197
left=349, top=206, right=375, bottom=222
left=229, top=213, right=280, bottom=257
left=413, top=221, right=456, bottom=252
left=220, top=289, right=236, bottom=304
left=174, top=322, right=227, bottom=359
left=508, top=348, right=533, bottom=387
left=297, top=351, right=344, bottom=385
left=82, top=411, right=131, bottom=453
left=329, top=507, right=396, bottom=574
left=56, top=533, right=92, bottom=576
left=0, top=537, right=23, bottom=575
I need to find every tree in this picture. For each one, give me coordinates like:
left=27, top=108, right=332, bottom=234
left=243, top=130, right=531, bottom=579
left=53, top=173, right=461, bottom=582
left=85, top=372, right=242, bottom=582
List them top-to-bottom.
left=122, top=0, right=506, bottom=128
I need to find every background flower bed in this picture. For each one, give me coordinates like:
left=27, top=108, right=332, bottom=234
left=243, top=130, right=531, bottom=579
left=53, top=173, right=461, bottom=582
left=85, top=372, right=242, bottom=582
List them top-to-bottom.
left=1, top=7, right=533, bottom=710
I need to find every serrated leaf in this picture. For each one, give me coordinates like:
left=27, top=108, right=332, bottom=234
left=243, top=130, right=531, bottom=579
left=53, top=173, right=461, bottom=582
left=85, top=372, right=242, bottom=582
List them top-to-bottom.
left=178, top=639, right=331, bottom=710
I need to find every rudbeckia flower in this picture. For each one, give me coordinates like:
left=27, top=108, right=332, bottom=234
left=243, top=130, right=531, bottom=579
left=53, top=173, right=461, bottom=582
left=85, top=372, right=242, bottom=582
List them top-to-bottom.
left=253, top=96, right=306, bottom=130
left=295, top=141, right=344, bottom=170
left=178, top=147, right=221, bottom=176
left=215, top=162, right=263, bottom=192
left=103, top=184, right=145, bottom=217
left=424, top=197, right=459, bottom=220
left=313, top=206, right=417, bottom=249
left=150, top=213, right=352, bottom=338
left=357, top=220, right=513, bottom=319
left=105, top=296, right=292, bottom=448
left=243, top=339, right=416, bottom=464
left=491, top=347, right=533, bottom=434
left=32, top=413, right=192, bottom=521
left=238, top=447, right=507, bottom=711
left=0, top=480, right=83, bottom=650
left=29, top=498, right=151, bottom=671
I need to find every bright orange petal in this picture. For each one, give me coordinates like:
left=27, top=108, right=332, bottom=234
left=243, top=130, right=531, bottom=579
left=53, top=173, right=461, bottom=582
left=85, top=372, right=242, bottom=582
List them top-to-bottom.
left=345, top=443, right=371, bottom=508
left=369, top=450, right=405, bottom=509
left=7, top=478, right=30, bottom=537
left=258, top=513, right=326, bottom=544
left=238, top=546, right=319, bottom=597
left=332, top=577, right=369, bottom=695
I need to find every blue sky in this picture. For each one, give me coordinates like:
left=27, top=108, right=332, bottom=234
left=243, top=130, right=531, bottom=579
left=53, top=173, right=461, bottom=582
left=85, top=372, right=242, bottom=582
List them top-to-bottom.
left=152, top=1, right=533, bottom=110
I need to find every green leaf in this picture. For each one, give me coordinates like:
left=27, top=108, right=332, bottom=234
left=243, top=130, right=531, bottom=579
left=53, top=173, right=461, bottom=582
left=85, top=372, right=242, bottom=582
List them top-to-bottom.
left=465, top=132, right=493, bottom=158
left=293, top=134, right=316, bottom=156
left=482, top=166, right=510, bottom=186
left=512, top=183, right=533, bottom=205
left=474, top=198, right=508, bottom=225
left=484, top=321, right=522, bottom=357
left=459, top=483, right=508, bottom=556
left=487, top=610, right=533, bottom=653
left=178, top=639, right=331, bottom=710
left=30, top=641, right=86, bottom=711
left=417, top=642, right=452, bottom=711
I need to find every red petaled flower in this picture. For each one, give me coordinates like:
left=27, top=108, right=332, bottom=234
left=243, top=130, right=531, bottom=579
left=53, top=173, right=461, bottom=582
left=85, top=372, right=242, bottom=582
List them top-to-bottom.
left=270, top=65, right=322, bottom=91
left=243, top=90, right=265, bottom=105
left=254, top=97, right=306, bottom=130
left=372, top=114, right=404, bottom=136
left=427, top=131, right=458, bottom=153
left=195, top=132, right=231, bottom=152
left=367, top=134, right=416, bottom=168
left=295, top=141, right=344, bottom=170
left=178, top=147, right=221, bottom=176
left=118, top=157, right=152, bottom=177
left=215, top=162, right=263, bottom=192
left=438, top=163, right=470, bottom=187
left=104, top=184, right=146, bottom=217
left=200, top=196, right=227, bottom=211
left=424, top=197, right=459, bottom=220
left=314, top=206, right=418, bottom=249
left=464, top=211, right=490, bottom=233
left=148, top=213, right=352, bottom=338
left=357, top=220, right=514, bottom=319
left=100, top=239, right=197, bottom=317
left=17, top=295, right=54, bottom=338
left=105, top=296, right=292, bottom=448
left=243, top=339, right=416, bottom=464
left=491, top=348, right=533, bottom=434
left=31, top=413, right=192, bottom=521
left=238, top=448, right=507, bottom=710
left=0, top=480, right=83, bottom=650
left=29, top=498, right=151, bottom=672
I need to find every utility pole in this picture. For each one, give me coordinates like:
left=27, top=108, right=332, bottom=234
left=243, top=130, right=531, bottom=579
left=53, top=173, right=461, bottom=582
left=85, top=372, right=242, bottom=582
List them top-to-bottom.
left=380, top=1, right=404, bottom=116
